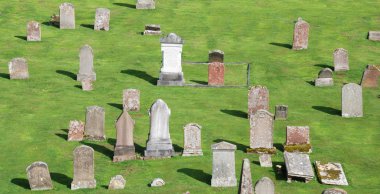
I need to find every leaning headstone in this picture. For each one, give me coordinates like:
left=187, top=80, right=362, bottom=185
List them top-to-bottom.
left=136, top=0, right=155, bottom=9
left=59, top=2, right=75, bottom=29
left=94, top=8, right=110, bottom=31
left=292, top=17, right=309, bottom=50
left=27, top=21, right=41, bottom=41
left=144, top=24, right=161, bottom=35
left=368, top=31, right=380, bottom=41
left=157, top=33, right=185, bottom=86
left=77, top=45, right=96, bottom=81
left=333, top=48, right=349, bottom=71
left=209, top=50, right=224, bottom=63
left=9, top=58, right=29, bottom=79
left=208, top=62, right=225, bottom=86
left=360, top=65, right=380, bottom=88
left=315, top=68, right=334, bottom=87
left=81, top=79, right=93, bottom=91
left=341, top=83, right=363, bottom=118
left=248, top=86, right=269, bottom=117
left=123, top=89, right=140, bottom=112
left=144, top=99, right=175, bottom=158
left=275, top=105, right=288, bottom=120
left=84, top=106, right=106, bottom=140
left=248, top=110, right=275, bottom=153
left=113, top=111, right=136, bottom=162
left=68, top=120, right=84, bottom=141
left=182, top=123, right=203, bottom=156
left=284, top=126, right=311, bottom=153
left=211, top=141, right=237, bottom=187
left=71, top=145, right=96, bottom=190
left=284, top=152, right=314, bottom=183
left=239, top=158, right=253, bottom=194
left=315, top=161, right=348, bottom=186
left=26, top=162, right=53, bottom=191
left=108, top=175, right=126, bottom=190
left=254, top=177, right=275, bottom=194
left=322, top=188, right=348, bottom=194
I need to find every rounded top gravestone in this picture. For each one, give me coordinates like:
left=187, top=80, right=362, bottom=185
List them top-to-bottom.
left=160, top=33, right=184, bottom=44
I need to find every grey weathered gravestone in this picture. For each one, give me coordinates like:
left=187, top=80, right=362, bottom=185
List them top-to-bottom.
left=136, top=0, right=155, bottom=9
left=59, top=3, right=75, bottom=29
left=94, top=8, right=110, bottom=31
left=292, top=17, right=309, bottom=50
left=27, top=21, right=41, bottom=41
left=144, top=24, right=161, bottom=35
left=368, top=31, right=380, bottom=41
left=77, top=45, right=96, bottom=81
left=333, top=48, right=349, bottom=71
left=209, top=50, right=224, bottom=63
left=8, top=58, right=29, bottom=79
left=360, top=65, right=380, bottom=88
left=315, top=68, right=334, bottom=87
left=81, top=79, right=93, bottom=91
left=342, top=83, right=363, bottom=118
left=248, top=86, right=269, bottom=117
left=123, top=89, right=140, bottom=112
left=144, top=99, right=174, bottom=158
left=275, top=105, right=288, bottom=120
left=84, top=106, right=106, bottom=140
left=249, top=109, right=274, bottom=149
left=113, top=111, right=136, bottom=162
left=68, top=120, right=84, bottom=141
left=182, top=123, right=203, bottom=156
left=211, top=141, right=237, bottom=187
left=71, top=145, right=96, bottom=190
left=284, top=152, right=314, bottom=183
left=259, top=154, right=272, bottom=167
left=239, top=158, right=253, bottom=194
left=315, top=161, right=348, bottom=186
left=26, top=162, right=53, bottom=191
left=108, top=175, right=126, bottom=190
left=254, top=177, right=275, bottom=194
left=150, top=178, right=165, bottom=187
left=322, top=188, right=348, bottom=194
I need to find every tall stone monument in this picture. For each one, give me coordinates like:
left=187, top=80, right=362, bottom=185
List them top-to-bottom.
left=59, top=3, right=75, bottom=29
left=94, top=8, right=110, bottom=31
left=292, top=17, right=309, bottom=50
left=27, top=21, right=41, bottom=41
left=77, top=45, right=96, bottom=81
left=334, top=48, right=349, bottom=71
left=8, top=58, right=29, bottom=79
left=342, top=83, right=363, bottom=118
left=248, top=86, right=269, bottom=117
left=84, top=106, right=106, bottom=140
left=113, top=111, right=136, bottom=162
left=182, top=123, right=203, bottom=156
left=211, top=141, right=237, bottom=187
left=71, top=145, right=96, bottom=190
left=239, top=158, right=253, bottom=194
left=26, top=162, right=53, bottom=191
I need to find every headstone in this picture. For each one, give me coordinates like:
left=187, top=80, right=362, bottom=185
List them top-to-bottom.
left=136, top=0, right=155, bottom=9
left=59, top=2, right=75, bottom=29
left=94, top=8, right=110, bottom=31
left=50, top=14, right=60, bottom=27
left=292, top=17, right=309, bottom=50
left=27, top=21, right=41, bottom=41
left=144, top=24, right=161, bottom=35
left=368, top=31, right=380, bottom=41
left=157, top=33, right=185, bottom=86
left=77, top=45, right=96, bottom=81
left=333, top=48, right=349, bottom=71
left=209, top=50, right=224, bottom=63
left=8, top=58, right=29, bottom=79
left=208, top=62, right=225, bottom=86
left=360, top=65, right=380, bottom=88
left=315, top=68, right=334, bottom=87
left=81, top=79, right=93, bottom=91
left=341, top=83, right=363, bottom=118
left=248, top=86, right=269, bottom=117
left=123, top=89, right=140, bottom=111
left=144, top=99, right=174, bottom=158
left=274, top=105, right=288, bottom=120
left=84, top=106, right=106, bottom=140
left=249, top=110, right=274, bottom=150
left=113, top=111, right=136, bottom=162
left=68, top=120, right=84, bottom=141
left=182, top=123, right=203, bottom=156
left=285, top=126, right=311, bottom=153
left=211, top=141, right=237, bottom=187
left=71, top=145, right=96, bottom=190
left=284, top=152, right=314, bottom=183
left=258, top=154, right=272, bottom=167
left=239, top=158, right=253, bottom=194
left=315, top=161, right=348, bottom=186
left=26, top=162, right=53, bottom=191
left=108, top=175, right=126, bottom=190
left=254, top=177, right=275, bottom=194
left=150, top=178, right=165, bottom=187
left=322, top=188, right=348, bottom=194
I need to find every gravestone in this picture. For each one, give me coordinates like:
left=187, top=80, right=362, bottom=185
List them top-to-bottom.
left=136, top=0, right=155, bottom=9
left=59, top=3, right=75, bottom=29
left=94, top=8, right=110, bottom=31
left=292, top=17, right=309, bottom=50
left=27, top=21, right=41, bottom=41
left=144, top=24, right=161, bottom=35
left=368, top=31, right=380, bottom=41
left=157, top=33, right=185, bottom=86
left=77, top=45, right=96, bottom=81
left=333, top=48, right=349, bottom=71
left=209, top=50, right=224, bottom=63
left=9, top=58, right=29, bottom=79
left=208, top=62, right=225, bottom=86
left=360, top=65, right=380, bottom=88
left=315, top=68, right=334, bottom=87
left=81, top=79, right=93, bottom=91
left=341, top=83, right=363, bottom=118
left=248, top=86, right=269, bottom=117
left=123, top=89, right=140, bottom=111
left=144, top=99, right=175, bottom=158
left=275, top=105, right=288, bottom=120
left=84, top=106, right=105, bottom=140
left=249, top=109, right=274, bottom=150
left=113, top=111, right=136, bottom=162
left=68, top=120, right=84, bottom=141
left=182, top=123, right=203, bottom=156
left=285, top=126, right=311, bottom=153
left=211, top=141, right=237, bottom=187
left=71, top=145, right=96, bottom=190
left=284, top=152, right=314, bottom=183
left=259, top=154, right=272, bottom=167
left=239, top=158, right=253, bottom=194
left=315, top=161, right=348, bottom=186
left=26, top=162, right=53, bottom=191
left=108, top=175, right=126, bottom=190
left=254, top=177, right=275, bottom=194
left=150, top=178, right=165, bottom=187
left=322, top=188, right=348, bottom=194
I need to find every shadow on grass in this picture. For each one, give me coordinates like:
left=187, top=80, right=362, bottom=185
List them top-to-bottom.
left=113, top=3, right=136, bottom=9
left=42, top=21, right=59, bottom=28
left=80, top=24, right=94, bottom=29
left=14, top=36, right=27, bottom=41
left=269, top=42, right=292, bottom=49
left=314, top=64, right=333, bottom=69
left=121, top=69, right=157, bottom=85
left=56, top=70, right=76, bottom=80
left=0, top=73, right=10, bottom=79
left=190, top=80, right=207, bottom=85
left=306, top=81, right=314, bottom=86
left=74, top=85, right=82, bottom=90
left=107, top=103, right=123, bottom=110
left=312, top=106, right=341, bottom=116
left=220, top=109, right=247, bottom=118
left=55, top=133, right=67, bottom=140
left=213, top=139, right=248, bottom=152
left=81, top=142, right=113, bottom=160
left=274, top=143, right=284, bottom=152
left=173, top=144, right=183, bottom=152
left=272, top=161, right=287, bottom=181
left=177, top=168, right=211, bottom=185
left=50, top=172, right=72, bottom=188
left=11, top=178, right=29, bottom=189
left=101, top=185, right=108, bottom=189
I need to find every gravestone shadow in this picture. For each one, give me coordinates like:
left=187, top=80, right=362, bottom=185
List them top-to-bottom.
left=113, top=3, right=136, bottom=9
left=42, top=21, right=59, bottom=28
left=80, top=24, right=94, bottom=29
left=14, top=36, right=27, bottom=41
left=269, top=42, right=292, bottom=49
left=314, top=64, right=333, bottom=69
left=121, top=69, right=157, bottom=85
left=56, top=70, right=76, bottom=80
left=0, top=73, right=10, bottom=79
left=190, top=80, right=208, bottom=85
left=306, top=81, right=314, bottom=86
left=74, top=85, right=82, bottom=90
left=107, top=103, right=123, bottom=110
left=312, top=106, right=341, bottom=116
left=220, top=109, right=247, bottom=118
left=55, top=133, right=67, bottom=140
left=213, top=139, right=248, bottom=152
left=81, top=142, right=113, bottom=160
left=273, top=143, right=284, bottom=152
left=173, top=144, right=183, bottom=152
left=272, top=161, right=287, bottom=180
left=177, top=168, right=211, bottom=185
left=50, top=172, right=72, bottom=188
left=11, top=178, right=29, bottom=189
left=101, top=185, right=108, bottom=189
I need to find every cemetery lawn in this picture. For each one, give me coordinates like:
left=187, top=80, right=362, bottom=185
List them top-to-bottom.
left=0, top=0, right=379, bottom=193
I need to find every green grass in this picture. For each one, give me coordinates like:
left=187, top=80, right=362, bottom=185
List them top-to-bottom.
left=0, top=0, right=379, bottom=193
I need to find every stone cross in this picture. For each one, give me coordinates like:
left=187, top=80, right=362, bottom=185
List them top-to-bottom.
left=136, top=0, right=155, bottom=9
left=59, top=2, right=75, bottom=29
left=94, top=8, right=110, bottom=31
left=292, top=17, right=309, bottom=50
left=27, top=21, right=41, bottom=41
left=77, top=45, right=96, bottom=81
left=333, top=48, right=349, bottom=71
left=209, top=50, right=224, bottom=63
left=9, top=58, right=29, bottom=79
left=208, top=62, right=225, bottom=86
left=360, top=65, right=380, bottom=88
left=315, top=68, right=333, bottom=87
left=342, top=83, right=363, bottom=118
left=248, top=86, right=269, bottom=117
left=123, top=89, right=140, bottom=111
left=274, top=105, right=288, bottom=120
left=84, top=106, right=106, bottom=140
left=113, top=111, right=136, bottom=162
left=182, top=123, right=203, bottom=156
left=211, top=141, right=237, bottom=187
left=71, top=145, right=96, bottom=190
left=239, top=158, right=253, bottom=194
left=26, top=162, right=53, bottom=191
left=254, top=177, right=275, bottom=194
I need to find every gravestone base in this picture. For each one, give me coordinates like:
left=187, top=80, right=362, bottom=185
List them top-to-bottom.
left=136, top=0, right=155, bottom=9
left=144, top=30, right=161, bottom=35
left=157, top=72, right=184, bottom=86
left=77, top=73, right=96, bottom=82
left=315, top=78, right=333, bottom=87
left=84, top=135, right=106, bottom=141
left=145, top=140, right=174, bottom=158
left=113, top=146, right=136, bottom=162
left=182, top=149, right=203, bottom=156
left=259, top=154, right=273, bottom=167
left=211, top=177, right=237, bottom=187
left=71, top=179, right=96, bottom=190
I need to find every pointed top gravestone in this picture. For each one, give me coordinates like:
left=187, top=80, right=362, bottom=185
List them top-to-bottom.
left=59, top=2, right=75, bottom=29
left=94, top=8, right=110, bottom=31
left=292, top=17, right=309, bottom=50
left=27, top=21, right=41, bottom=41
left=77, top=45, right=96, bottom=81
left=334, top=48, right=349, bottom=71
left=9, top=58, right=29, bottom=79
left=360, top=65, right=380, bottom=88
left=342, top=83, right=363, bottom=118
left=248, top=86, right=269, bottom=117
left=84, top=106, right=105, bottom=140
left=113, top=111, right=136, bottom=162
left=182, top=123, right=203, bottom=156
left=211, top=141, right=237, bottom=187
left=71, top=145, right=96, bottom=190
left=239, top=158, right=253, bottom=194
left=26, top=162, right=53, bottom=191
left=254, top=177, right=275, bottom=194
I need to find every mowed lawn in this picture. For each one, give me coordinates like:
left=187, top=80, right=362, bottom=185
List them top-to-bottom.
left=0, top=0, right=379, bottom=193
